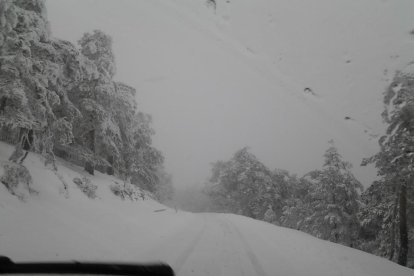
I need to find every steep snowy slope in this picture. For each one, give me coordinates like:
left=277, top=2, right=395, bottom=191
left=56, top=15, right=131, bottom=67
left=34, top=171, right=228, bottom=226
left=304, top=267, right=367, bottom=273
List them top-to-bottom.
left=46, top=0, right=414, bottom=188
left=0, top=142, right=412, bottom=276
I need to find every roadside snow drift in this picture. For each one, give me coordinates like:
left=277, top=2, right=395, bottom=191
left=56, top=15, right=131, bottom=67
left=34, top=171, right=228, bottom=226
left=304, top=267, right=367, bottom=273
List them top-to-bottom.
left=0, top=142, right=412, bottom=276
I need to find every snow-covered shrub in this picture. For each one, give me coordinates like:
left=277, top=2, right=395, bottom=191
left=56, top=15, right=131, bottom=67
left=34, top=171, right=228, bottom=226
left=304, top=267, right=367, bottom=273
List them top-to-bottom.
left=0, top=161, right=35, bottom=198
left=73, top=177, right=97, bottom=199
left=110, top=181, right=146, bottom=201
left=109, top=182, right=124, bottom=199
left=124, top=183, right=147, bottom=201
left=263, top=206, right=276, bottom=224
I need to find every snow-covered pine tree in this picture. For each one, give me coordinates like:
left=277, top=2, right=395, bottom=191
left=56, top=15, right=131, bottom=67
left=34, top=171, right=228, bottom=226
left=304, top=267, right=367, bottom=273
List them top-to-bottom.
left=0, top=0, right=81, bottom=166
left=0, top=0, right=49, bottom=145
left=0, top=1, right=166, bottom=197
left=70, top=30, right=121, bottom=175
left=363, top=71, right=414, bottom=266
left=111, top=82, right=137, bottom=176
left=127, top=112, right=164, bottom=191
left=303, top=141, right=363, bottom=246
left=206, top=147, right=281, bottom=219
left=280, top=176, right=313, bottom=230
left=358, top=180, right=398, bottom=260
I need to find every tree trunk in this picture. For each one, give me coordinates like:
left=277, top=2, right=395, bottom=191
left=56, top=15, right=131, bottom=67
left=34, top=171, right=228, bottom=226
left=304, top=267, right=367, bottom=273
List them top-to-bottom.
left=0, top=97, right=7, bottom=113
left=9, top=128, right=30, bottom=163
left=21, top=129, right=33, bottom=151
left=84, top=129, right=95, bottom=175
left=19, top=151, right=29, bottom=164
left=106, top=155, right=114, bottom=175
left=84, top=161, right=94, bottom=175
left=397, top=183, right=408, bottom=266
left=389, top=194, right=398, bottom=261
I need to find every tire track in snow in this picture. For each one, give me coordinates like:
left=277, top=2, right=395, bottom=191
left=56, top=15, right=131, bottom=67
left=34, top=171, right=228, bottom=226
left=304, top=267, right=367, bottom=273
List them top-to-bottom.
left=140, top=214, right=206, bottom=272
left=172, top=217, right=206, bottom=273
left=220, top=217, right=267, bottom=276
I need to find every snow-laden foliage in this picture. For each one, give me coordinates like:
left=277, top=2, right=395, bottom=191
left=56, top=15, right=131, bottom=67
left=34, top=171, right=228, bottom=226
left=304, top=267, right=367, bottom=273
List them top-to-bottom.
left=0, top=0, right=168, bottom=199
left=0, top=0, right=86, bottom=165
left=0, top=0, right=49, bottom=132
left=78, top=30, right=116, bottom=79
left=361, top=71, right=414, bottom=266
left=302, top=142, right=363, bottom=246
left=207, top=144, right=363, bottom=249
left=279, top=144, right=362, bottom=246
left=207, top=148, right=294, bottom=221
left=0, top=161, right=35, bottom=199
left=279, top=176, right=313, bottom=230
left=73, top=177, right=97, bottom=199
left=358, top=180, right=398, bottom=260
left=109, top=181, right=150, bottom=201
left=263, top=205, right=276, bottom=223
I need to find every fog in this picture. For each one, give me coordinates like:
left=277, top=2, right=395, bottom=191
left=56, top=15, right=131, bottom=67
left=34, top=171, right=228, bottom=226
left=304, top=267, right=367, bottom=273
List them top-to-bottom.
left=46, top=0, right=414, bottom=188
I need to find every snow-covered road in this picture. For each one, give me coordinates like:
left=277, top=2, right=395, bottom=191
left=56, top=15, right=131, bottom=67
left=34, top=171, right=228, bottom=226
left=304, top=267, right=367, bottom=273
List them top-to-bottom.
left=145, top=214, right=267, bottom=276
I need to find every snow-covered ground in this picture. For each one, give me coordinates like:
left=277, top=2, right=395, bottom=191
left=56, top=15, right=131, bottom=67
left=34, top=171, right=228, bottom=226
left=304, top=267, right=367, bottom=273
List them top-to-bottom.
left=0, top=142, right=412, bottom=276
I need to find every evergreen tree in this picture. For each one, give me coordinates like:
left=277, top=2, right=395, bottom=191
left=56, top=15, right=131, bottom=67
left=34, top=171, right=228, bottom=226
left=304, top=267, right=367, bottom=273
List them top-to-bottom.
left=0, top=0, right=82, bottom=165
left=0, top=1, right=167, bottom=197
left=69, top=30, right=119, bottom=175
left=363, top=71, right=414, bottom=266
left=303, top=142, right=363, bottom=246
left=207, top=147, right=281, bottom=219
left=280, top=176, right=313, bottom=230
left=358, top=180, right=399, bottom=260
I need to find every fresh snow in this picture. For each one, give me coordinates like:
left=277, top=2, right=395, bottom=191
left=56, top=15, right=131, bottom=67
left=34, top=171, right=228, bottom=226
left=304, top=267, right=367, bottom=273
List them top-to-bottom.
left=0, top=142, right=412, bottom=276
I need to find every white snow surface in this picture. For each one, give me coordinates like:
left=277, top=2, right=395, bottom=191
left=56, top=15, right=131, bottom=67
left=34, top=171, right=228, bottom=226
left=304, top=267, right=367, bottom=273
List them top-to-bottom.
left=0, top=142, right=412, bottom=276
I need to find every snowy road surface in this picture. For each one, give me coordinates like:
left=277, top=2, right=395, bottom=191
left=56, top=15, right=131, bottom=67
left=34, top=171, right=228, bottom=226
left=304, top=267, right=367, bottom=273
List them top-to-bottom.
left=144, top=214, right=267, bottom=276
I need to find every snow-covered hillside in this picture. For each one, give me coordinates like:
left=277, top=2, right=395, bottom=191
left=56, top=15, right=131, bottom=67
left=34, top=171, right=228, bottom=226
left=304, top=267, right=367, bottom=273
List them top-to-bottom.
left=46, top=0, right=414, bottom=188
left=0, top=142, right=412, bottom=276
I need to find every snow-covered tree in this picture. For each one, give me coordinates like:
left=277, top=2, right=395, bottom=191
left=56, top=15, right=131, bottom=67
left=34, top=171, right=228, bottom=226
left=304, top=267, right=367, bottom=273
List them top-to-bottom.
left=0, top=0, right=84, bottom=166
left=0, top=0, right=48, bottom=136
left=1, top=1, right=167, bottom=197
left=68, top=30, right=122, bottom=175
left=78, top=30, right=115, bottom=79
left=362, top=71, right=414, bottom=266
left=124, top=112, right=163, bottom=190
left=302, top=142, right=363, bottom=246
left=206, top=147, right=282, bottom=219
left=280, top=176, right=313, bottom=230
left=357, top=180, right=399, bottom=260
left=263, top=205, right=276, bottom=223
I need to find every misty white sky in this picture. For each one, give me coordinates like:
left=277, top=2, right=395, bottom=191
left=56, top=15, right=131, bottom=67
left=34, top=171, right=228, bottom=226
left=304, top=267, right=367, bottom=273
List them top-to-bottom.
left=46, top=0, right=414, bottom=188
